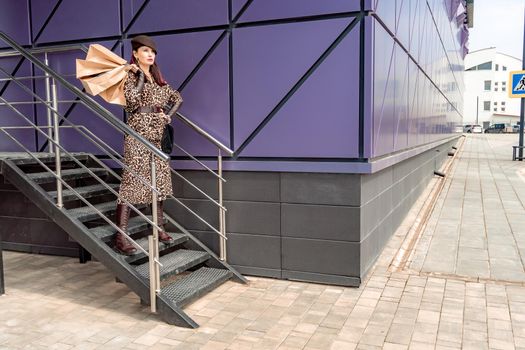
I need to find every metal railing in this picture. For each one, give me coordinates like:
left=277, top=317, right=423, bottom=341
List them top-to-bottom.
left=0, top=32, right=231, bottom=313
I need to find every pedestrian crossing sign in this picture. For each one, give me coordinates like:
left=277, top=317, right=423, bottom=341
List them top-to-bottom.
left=509, top=70, right=525, bottom=98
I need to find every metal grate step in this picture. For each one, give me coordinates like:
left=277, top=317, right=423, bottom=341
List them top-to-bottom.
left=10, top=153, right=89, bottom=166
left=26, top=167, right=107, bottom=184
left=48, top=183, right=119, bottom=202
left=67, top=201, right=145, bottom=223
left=90, top=215, right=166, bottom=241
left=126, top=232, right=188, bottom=264
left=135, top=249, right=209, bottom=281
left=161, top=267, right=232, bottom=307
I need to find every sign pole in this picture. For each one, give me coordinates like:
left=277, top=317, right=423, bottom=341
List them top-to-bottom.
left=511, top=9, right=525, bottom=161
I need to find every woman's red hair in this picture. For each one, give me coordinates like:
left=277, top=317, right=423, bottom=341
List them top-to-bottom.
left=130, top=55, right=167, bottom=86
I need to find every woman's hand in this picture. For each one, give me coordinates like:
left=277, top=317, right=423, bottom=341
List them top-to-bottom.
left=129, top=64, right=139, bottom=73
left=162, top=113, right=171, bottom=125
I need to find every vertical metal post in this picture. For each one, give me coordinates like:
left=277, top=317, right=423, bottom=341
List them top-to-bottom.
left=519, top=6, right=525, bottom=160
left=44, top=53, right=53, bottom=153
left=51, top=78, right=63, bottom=208
left=218, top=149, right=226, bottom=261
left=149, top=154, right=160, bottom=312
left=148, top=235, right=156, bottom=313
left=0, top=240, right=4, bottom=295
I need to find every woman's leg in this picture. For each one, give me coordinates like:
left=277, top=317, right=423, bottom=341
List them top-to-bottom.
left=155, top=201, right=174, bottom=243
left=114, top=202, right=137, bottom=255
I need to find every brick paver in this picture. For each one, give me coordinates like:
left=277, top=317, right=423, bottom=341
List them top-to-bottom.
left=2, top=134, right=525, bottom=349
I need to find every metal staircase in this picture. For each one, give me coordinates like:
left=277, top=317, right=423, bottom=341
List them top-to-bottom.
left=0, top=32, right=246, bottom=328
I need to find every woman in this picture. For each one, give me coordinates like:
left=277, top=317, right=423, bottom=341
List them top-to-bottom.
left=115, top=35, right=183, bottom=255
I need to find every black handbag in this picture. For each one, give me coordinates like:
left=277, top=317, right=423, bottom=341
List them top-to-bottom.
left=161, top=124, right=174, bottom=154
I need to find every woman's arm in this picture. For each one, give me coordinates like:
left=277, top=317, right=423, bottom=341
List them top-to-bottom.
left=124, top=71, right=145, bottom=111
left=165, top=87, right=183, bottom=117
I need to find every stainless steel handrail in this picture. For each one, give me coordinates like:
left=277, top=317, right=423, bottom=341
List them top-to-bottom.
left=0, top=31, right=169, bottom=162
left=0, top=31, right=230, bottom=264
left=0, top=43, right=88, bottom=57
left=0, top=65, right=164, bottom=199
left=0, top=66, right=227, bottom=235
left=0, top=74, right=77, bottom=81
left=0, top=100, right=82, bottom=105
left=0, top=112, right=166, bottom=237
left=175, top=112, right=233, bottom=155
left=0, top=127, right=153, bottom=257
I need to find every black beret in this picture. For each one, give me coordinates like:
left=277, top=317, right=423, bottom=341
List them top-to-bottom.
left=131, top=35, right=157, bottom=54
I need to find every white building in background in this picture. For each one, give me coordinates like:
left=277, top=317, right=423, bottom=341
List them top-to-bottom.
left=463, top=48, right=522, bottom=128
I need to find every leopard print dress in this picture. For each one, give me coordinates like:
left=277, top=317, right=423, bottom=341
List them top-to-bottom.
left=117, top=70, right=182, bottom=204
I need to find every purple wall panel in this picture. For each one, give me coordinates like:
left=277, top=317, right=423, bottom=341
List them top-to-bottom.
left=0, top=0, right=30, bottom=47
left=30, top=0, right=59, bottom=40
left=36, top=0, right=120, bottom=44
left=122, top=0, right=147, bottom=31
left=128, top=0, right=228, bottom=35
left=232, top=0, right=249, bottom=20
left=237, top=0, right=360, bottom=23
left=375, top=0, right=396, bottom=33
left=396, top=0, right=410, bottom=51
left=0, top=1, right=465, bottom=173
left=363, top=17, right=374, bottom=159
left=233, top=18, right=351, bottom=149
left=372, top=25, right=395, bottom=158
left=241, top=26, right=360, bottom=158
left=126, top=31, right=224, bottom=89
left=172, top=39, right=230, bottom=156
left=394, top=47, right=409, bottom=152
left=407, top=60, right=419, bottom=147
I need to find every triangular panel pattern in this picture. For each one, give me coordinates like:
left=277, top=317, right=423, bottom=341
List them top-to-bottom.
left=30, top=0, right=59, bottom=40
left=35, top=0, right=120, bottom=44
left=121, top=0, right=147, bottom=31
left=127, top=0, right=228, bottom=35
left=232, top=0, right=250, bottom=20
left=236, top=0, right=359, bottom=23
left=233, top=18, right=351, bottom=150
left=240, top=26, right=360, bottom=158
left=123, top=31, right=223, bottom=89
left=172, top=39, right=230, bottom=156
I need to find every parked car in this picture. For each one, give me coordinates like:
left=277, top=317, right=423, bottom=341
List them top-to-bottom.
left=484, top=123, right=506, bottom=133
left=463, top=124, right=473, bottom=133
left=469, top=125, right=483, bottom=133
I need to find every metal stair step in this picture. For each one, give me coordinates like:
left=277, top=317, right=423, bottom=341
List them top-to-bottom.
left=10, top=153, right=89, bottom=166
left=27, top=167, right=107, bottom=184
left=48, top=183, right=119, bottom=201
left=68, top=201, right=146, bottom=223
left=90, top=215, right=166, bottom=241
left=126, top=232, right=188, bottom=264
left=135, top=249, right=209, bottom=281
left=161, top=267, right=232, bottom=307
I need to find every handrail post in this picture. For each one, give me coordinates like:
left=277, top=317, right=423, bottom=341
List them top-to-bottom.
left=44, top=53, right=53, bottom=153
left=51, top=78, right=63, bottom=208
left=218, top=149, right=226, bottom=261
left=149, top=153, right=160, bottom=312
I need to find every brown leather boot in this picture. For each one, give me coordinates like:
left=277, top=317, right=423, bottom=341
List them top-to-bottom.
left=156, top=201, right=173, bottom=243
left=114, top=203, right=137, bottom=255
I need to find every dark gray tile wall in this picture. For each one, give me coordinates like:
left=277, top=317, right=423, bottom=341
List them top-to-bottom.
left=166, top=138, right=458, bottom=286
left=0, top=174, right=79, bottom=258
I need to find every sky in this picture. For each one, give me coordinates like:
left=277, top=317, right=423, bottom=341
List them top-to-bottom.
left=468, top=0, right=524, bottom=60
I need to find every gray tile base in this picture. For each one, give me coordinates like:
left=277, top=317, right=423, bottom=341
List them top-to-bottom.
left=168, top=138, right=458, bottom=286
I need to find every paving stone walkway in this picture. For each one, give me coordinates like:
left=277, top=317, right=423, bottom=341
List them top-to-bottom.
left=1, top=134, right=525, bottom=350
